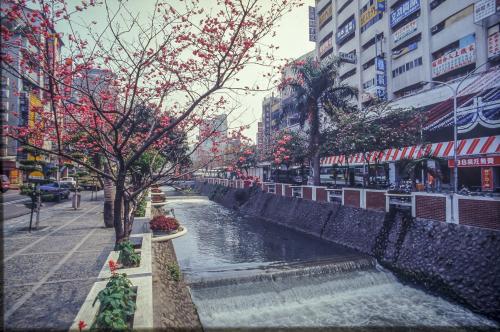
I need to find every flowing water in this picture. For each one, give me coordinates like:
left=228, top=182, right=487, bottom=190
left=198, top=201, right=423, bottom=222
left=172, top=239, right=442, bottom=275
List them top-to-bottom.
left=166, top=195, right=498, bottom=329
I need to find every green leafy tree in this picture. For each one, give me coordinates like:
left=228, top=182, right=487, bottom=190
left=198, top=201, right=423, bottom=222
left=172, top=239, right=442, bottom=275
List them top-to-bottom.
left=322, top=102, right=423, bottom=187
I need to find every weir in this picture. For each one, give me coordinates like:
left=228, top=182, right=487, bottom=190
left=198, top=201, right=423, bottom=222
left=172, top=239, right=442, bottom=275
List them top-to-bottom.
left=165, top=190, right=498, bottom=329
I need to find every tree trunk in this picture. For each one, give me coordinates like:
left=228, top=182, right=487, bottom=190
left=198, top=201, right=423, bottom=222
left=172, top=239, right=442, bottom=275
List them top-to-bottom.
left=309, top=103, right=321, bottom=186
left=312, top=151, right=320, bottom=186
left=103, top=165, right=115, bottom=228
left=113, top=175, right=126, bottom=246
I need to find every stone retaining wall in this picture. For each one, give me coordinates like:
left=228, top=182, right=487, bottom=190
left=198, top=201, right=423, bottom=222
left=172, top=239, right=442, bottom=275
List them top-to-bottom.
left=195, top=182, right=500, bottom=321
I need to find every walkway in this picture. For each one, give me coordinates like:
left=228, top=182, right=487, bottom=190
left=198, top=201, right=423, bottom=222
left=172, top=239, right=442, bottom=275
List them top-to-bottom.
left=2, top=192, right=115, bottom=330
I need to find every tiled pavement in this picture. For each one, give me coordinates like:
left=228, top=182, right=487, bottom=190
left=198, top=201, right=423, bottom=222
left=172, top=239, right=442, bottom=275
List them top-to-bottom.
left=2, top=192, right=116, bottom=330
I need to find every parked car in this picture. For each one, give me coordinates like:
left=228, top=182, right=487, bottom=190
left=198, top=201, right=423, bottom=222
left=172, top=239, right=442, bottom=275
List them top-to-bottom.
left=1, top=174, right=10, bottom=193
left=60, top=177, right=77, bottom=188
left=39, top=182, right=71, bottom=201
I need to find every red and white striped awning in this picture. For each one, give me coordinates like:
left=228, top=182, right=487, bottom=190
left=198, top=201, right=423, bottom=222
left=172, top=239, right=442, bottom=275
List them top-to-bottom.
left=320, top=135, right=500, bottom=166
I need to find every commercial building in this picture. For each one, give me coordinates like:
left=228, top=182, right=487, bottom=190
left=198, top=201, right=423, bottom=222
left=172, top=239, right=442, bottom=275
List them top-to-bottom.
left=313, top=0, right=500, bottom=191
left=1, top=5, right=63, bottom=184
left=280, top=50, right=316, bottom=132
left=260, top=94, right=280, bottom=158
left=256, top=121, right=264, bottom=160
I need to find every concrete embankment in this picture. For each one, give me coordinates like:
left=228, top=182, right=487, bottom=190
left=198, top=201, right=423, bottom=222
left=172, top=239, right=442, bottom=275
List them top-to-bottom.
left=196, top=182, right=500, bottom=322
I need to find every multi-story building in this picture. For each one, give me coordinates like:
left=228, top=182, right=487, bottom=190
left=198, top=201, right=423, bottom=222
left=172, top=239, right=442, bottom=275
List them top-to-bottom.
left=313, top=0, right=500, bottom=189
left=314, top=0, right=499, bottom=102
left=1, top=4, right=63, bottom=184
left=280, top=50, right=316, bottom=132
left=261, top=94, right=280, bottom=157
left=192, top=114, right=229, bottom=170
left=256, top=121, right=264, bottom=160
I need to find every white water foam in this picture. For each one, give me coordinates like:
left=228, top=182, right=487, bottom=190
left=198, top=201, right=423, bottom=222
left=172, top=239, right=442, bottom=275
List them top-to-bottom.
left=191, top=266, right=498, bottom=328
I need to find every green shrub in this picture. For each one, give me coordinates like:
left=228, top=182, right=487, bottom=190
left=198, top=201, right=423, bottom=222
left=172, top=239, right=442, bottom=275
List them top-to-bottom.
left=134, top=196, right=147, bottom=217
left=117, top=241, right=141, bottom=267
left=167, top=263, right=181, bottom=282
left=93, top=273, right=136, bottom=330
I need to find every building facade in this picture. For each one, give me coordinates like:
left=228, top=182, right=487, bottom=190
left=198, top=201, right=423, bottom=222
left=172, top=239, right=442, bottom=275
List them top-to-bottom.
left=313, top=0, right=500, bottom=190
left=314, top=0, right=500, bottom=102
left=1, top=5, right=63, bottom=184
left=280, top=50, right=316, bottom=132
left=260, top=94, right=280, bottom=159
left=192, top=114, right=229, bottom=170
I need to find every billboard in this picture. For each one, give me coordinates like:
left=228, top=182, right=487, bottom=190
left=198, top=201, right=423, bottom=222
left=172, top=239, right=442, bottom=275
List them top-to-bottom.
left=390, top=0, right=420, bottom=28
left=474, top=0, right=496, bottom=22
left=318, top=3, right=332, bottom=28
left=336, top=17, right=355, bottom=44
left=393, top=19, right=418, bottom=43
left=431, top=43, right=476, bottom=78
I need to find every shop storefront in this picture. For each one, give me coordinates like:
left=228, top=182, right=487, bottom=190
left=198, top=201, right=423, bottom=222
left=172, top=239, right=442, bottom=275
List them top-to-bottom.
left=319, top=135, right=499, bottom=191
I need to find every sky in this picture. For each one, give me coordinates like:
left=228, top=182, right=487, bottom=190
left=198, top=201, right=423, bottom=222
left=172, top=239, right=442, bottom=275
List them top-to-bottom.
left=59, top=0, right=315, bottom=143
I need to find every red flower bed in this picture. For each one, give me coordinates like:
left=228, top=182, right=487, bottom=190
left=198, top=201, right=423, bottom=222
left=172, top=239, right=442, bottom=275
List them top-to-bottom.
left=151, top=188, right=162, bottom=193
left=151, top=195, right=166, bottom=203
left=150, top=215, right=179, bottom=232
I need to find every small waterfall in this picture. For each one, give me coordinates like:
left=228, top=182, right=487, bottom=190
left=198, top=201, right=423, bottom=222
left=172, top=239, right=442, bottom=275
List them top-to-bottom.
left=189, top=257, right=376, bottom=289
left=191, top=265, right=497, bottom=328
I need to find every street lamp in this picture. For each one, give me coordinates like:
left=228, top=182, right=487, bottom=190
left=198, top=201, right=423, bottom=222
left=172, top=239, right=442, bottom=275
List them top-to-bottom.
left=421, top=61, right=490, bottom=193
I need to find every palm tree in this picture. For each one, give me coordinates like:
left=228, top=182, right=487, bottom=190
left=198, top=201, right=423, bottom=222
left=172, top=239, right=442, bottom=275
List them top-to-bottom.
left=282, top=56, right=357, bottom=185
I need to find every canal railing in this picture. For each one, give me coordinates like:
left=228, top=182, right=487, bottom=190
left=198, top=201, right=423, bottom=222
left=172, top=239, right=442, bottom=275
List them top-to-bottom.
left=198, top=177, right=500, bottom=231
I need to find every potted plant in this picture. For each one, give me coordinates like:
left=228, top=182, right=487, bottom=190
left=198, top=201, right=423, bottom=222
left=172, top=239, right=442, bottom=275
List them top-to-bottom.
left=151, top=187, right=162, bottom=194
left=151, top=194, right=166, bottom=204
left=149, top=215, right=181, bottom=236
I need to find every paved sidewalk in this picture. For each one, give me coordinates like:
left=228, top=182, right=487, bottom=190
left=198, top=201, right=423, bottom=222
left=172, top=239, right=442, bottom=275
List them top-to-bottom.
left=2, top=192, right=116, bottom=330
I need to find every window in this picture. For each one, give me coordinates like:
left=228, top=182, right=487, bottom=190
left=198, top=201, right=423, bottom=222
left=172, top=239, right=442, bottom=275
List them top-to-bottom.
left=338, top=0, right=353, bottom=14
left=430, top=0, right=446, bottom=10
left=431, top=5, right=474, bottom=36
left=393, top=34, right=421, bottom=52
left=362, top=37, right=376, bottom=50
left=392, top=57, right=423, bottom=78
left=362, top=58, right=375, bottom=70
left=340, top=68, right=357, bottom=81
left=362, top=77, right=375, bottom=90
left=394, top=82, right=425, bottom=97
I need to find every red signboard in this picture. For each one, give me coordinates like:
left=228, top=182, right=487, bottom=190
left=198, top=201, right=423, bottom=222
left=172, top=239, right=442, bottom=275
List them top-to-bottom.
left=448, top=156, right=500, bottom=167
left=481, top=167, right=494, bottom=191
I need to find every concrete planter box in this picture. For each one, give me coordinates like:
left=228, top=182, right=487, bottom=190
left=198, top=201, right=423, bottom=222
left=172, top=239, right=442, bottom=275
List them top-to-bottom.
left=98, top=233, right=152, bottom=279
left=70, top=276, right=153, bottom=331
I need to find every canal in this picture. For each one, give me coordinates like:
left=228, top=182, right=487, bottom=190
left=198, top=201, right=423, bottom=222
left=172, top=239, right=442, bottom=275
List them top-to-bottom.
left=167, top=195, right=497, bottom=329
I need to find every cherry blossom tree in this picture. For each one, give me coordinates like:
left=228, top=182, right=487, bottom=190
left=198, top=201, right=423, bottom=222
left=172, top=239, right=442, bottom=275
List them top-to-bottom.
left=1, top=0, right=301, bottom=244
